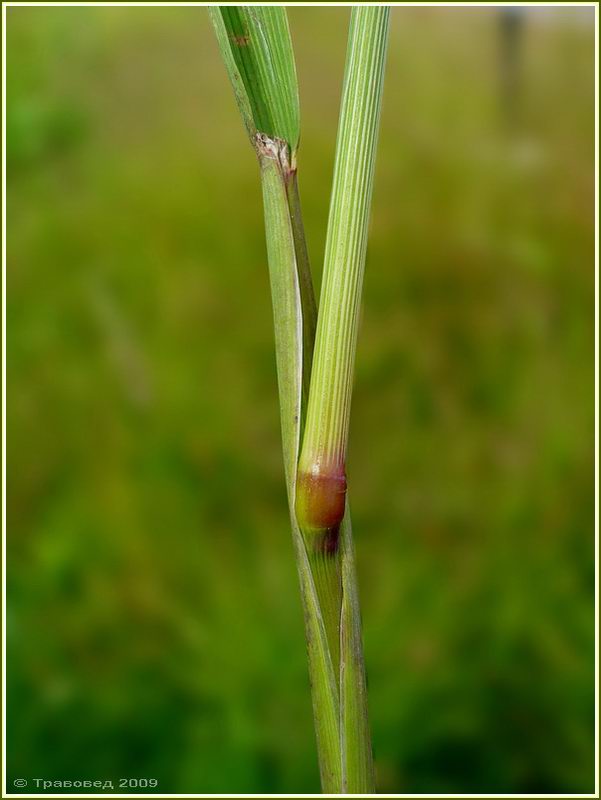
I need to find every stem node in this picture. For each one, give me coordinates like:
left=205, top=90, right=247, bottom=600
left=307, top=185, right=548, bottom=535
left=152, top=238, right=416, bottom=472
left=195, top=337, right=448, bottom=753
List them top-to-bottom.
left=296, top=467, right=347, bottom=555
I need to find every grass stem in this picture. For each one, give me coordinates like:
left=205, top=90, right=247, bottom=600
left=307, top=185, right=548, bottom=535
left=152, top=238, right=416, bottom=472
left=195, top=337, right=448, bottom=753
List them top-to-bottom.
left=210, top=7, right=389, bottom=792
left=297, top=7, right=390, bottom=520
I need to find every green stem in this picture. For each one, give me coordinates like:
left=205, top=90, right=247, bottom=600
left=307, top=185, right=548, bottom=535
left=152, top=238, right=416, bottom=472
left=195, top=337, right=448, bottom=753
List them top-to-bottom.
left=210, top=6, right=387, bottom=791
left=297, top=7, right=390, bottom=492
left=296, top=8, right=390, bottom=792
left=257, top=137, right=342, bottom=792
left=285, top=169, right=317, bottom=417
left=339, top=510, right=373, bottom=792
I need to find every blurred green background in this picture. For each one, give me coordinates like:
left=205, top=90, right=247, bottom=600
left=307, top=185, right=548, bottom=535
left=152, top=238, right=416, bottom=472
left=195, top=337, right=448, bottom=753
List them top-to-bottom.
left=6, top=5, right=596, bottom=794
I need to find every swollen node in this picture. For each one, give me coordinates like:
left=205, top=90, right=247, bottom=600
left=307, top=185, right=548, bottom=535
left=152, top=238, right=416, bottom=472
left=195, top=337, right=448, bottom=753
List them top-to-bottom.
left=295, top=467, right=347, bottom=556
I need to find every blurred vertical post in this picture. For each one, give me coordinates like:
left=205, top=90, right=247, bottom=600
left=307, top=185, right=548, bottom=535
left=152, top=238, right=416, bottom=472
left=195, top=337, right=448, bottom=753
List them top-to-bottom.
left=499, top=7, right=525, bottom=129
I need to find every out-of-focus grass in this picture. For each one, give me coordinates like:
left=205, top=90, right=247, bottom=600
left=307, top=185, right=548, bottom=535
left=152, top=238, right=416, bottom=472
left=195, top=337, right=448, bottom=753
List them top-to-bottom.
left=6, top=6, right=595, bottom=794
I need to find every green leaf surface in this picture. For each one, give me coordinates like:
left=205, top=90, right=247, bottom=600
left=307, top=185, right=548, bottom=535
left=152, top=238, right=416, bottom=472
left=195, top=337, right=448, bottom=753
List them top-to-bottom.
left=209, top=6, right=300, bottom=152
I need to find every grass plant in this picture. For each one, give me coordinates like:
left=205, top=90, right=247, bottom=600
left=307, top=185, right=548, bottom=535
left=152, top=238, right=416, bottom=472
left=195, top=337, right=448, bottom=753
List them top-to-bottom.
left=210, top=6, right=389, bottom=792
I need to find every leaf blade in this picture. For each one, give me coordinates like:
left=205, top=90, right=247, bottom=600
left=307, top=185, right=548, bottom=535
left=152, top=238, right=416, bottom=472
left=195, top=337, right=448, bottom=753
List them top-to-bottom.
left=209, top=6, right=300, bottom=151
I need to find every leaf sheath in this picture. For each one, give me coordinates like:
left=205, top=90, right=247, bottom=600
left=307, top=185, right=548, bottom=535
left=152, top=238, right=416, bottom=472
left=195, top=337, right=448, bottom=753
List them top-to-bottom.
left=258, top=143, right=342, bottom=792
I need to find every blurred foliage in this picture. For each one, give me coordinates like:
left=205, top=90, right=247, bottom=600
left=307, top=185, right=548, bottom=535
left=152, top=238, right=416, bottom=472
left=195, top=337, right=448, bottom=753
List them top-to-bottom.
left=6, top=6, right=595, bottom=794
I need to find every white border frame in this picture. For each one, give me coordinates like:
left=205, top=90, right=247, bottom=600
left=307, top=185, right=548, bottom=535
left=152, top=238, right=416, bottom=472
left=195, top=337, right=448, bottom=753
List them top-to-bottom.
left=1, top=3, right=598, bottom=798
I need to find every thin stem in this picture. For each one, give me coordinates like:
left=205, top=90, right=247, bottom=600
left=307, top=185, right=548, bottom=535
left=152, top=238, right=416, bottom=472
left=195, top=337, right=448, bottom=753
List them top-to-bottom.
left=210, top=7, right=388, bottom=792
left=297, top=7, right=389, bottom=498
left=295, top=8, right=390, bottom=792
left=258, top=138, right=342, bottom=792
left=286, top=171, right=317, bottom=416
left=339, top=510, right=373, bottom=792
